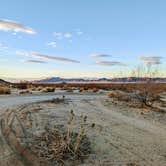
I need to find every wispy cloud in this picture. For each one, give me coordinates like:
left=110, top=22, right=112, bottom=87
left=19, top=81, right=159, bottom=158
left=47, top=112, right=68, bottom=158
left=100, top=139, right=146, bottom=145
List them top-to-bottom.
left=0, top=19, right=36, bottom=34
left=75, top=29, right=83, bottom=35
left=77, top=31, right=83, bottom=35
left=53, top=32, right=72, bottom=39
left=53, top=32, right=63, bottom=39
left=47, top=41, right=57, bottom=47
left=0, top=42, right=8, bottom=49
left=16, top=51, right=80, bottom=63
left=16, top=51, right=29, bottom=56
left=31, top=53, right=80, bottom=63
left=90, top=54, right=111, bottom=58
left=139, top=56, right=162, bottom=65
left=24, top=59, right=47, bottom=64
left=96, top=61, right=127, bottom=66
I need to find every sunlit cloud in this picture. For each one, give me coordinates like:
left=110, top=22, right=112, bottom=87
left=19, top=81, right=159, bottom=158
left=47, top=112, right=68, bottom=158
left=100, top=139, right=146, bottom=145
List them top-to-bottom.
left=0, top=19, right=36, bottom=34
left=64, top=33, right=72, bottom=38
left=47, top=41, right=57, bottom=47
left=16, top=51, right=80, bottom=63
left=31, top=53, right=80, bottom=63
left=90, top=54, right=111, bottom=58
left=139, top=56, right=162, bottom=65
left=24, top=59, right=47, bottom=64
left=96, top=61, right=127, bottom=66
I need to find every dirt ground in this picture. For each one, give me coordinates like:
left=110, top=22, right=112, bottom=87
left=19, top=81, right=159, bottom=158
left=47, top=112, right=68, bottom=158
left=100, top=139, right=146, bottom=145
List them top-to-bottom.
left=0, top=92, right=166, bottom=166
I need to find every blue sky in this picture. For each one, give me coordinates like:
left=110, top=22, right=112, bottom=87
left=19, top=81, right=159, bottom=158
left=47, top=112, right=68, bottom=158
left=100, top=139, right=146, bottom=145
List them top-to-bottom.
left=0, top=0, right=165, bottom=79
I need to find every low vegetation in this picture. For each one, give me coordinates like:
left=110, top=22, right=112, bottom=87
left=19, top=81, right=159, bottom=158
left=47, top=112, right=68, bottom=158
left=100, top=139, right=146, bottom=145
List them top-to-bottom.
left=0, top=86, right=11, bottom=94
left=41, top=87, right=55, bottom=93
left=1, top=99, right=93, bottom=165
left=29, top=110, right=91, bottom=165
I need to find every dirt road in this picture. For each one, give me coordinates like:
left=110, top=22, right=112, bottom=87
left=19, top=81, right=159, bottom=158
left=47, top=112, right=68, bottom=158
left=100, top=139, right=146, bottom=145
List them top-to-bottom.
left=0, top=93, right=166, bottom=165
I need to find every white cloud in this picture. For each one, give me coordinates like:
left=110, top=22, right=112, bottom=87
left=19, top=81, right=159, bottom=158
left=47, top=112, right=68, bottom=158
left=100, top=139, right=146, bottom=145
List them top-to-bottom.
left=0, top=19, right=36, bottom=34
left=75, top=29, right=83, bottom=35
left=77, top=31, right=83, bottom=35
left=12, top=32, right=17, bottom=35
left=53, top=32, right=72, bottom=39
left=53, top=32, right=63, bottom=39
left=64, top=33, right=72, bottom=38
left=47, top=41, right=57, bottom=47
left=16, top=51, right=80, bottom=63
left=16, top=51, right=29, bottom=56
left=90, top=54, right=111, bottom=58
left=139, top=56, right=162, bottom=65
left=96, top=61, right=127, bottom=66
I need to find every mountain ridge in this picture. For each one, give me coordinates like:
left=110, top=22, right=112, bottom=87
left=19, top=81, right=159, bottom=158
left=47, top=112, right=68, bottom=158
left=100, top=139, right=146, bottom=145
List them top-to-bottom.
left=36, top=77, right=166, bottom=83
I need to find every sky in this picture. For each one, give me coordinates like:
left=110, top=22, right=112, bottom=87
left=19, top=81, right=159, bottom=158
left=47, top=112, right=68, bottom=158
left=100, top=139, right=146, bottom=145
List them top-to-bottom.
left=0, top=0, right=165, bottom=79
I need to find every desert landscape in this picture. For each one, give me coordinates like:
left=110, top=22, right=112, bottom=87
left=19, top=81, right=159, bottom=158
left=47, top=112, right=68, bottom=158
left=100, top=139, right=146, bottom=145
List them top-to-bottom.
left=0, top=1, right=166, bottom=165
left=0, top=81, right=166, bottom=166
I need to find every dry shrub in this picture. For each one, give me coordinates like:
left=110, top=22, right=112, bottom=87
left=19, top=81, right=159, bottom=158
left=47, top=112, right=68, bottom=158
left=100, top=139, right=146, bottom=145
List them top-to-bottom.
left=133, top=81, right=162, bottom=107
left=15, top=82, right=29, bottom=89
left=0, top=86, right=11, bottom=94
left=36, top=86, right=43, bottom=91
left=41, top=87, right=55, bottom=93
left=79, top=88, right=84, bottom=92
left=92, top=88, right=99, bottom=93
left=19, top=89, right=32, bottom=94
left=108, top=91, right=131, bottom=102
left=42, top=97, right=65, bottom=104
left=3, top=104, right=92, bottom=165
left=28, top=110, right=91, bottom=165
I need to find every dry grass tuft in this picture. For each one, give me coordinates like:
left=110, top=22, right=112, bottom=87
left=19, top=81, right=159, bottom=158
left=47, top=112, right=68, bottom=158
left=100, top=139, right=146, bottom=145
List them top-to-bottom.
left=28, top=110, right=91, bottom=165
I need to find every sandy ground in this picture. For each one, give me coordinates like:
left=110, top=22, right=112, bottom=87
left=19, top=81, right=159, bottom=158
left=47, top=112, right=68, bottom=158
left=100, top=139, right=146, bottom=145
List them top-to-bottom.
left=0, top=92, right=166, bottom=166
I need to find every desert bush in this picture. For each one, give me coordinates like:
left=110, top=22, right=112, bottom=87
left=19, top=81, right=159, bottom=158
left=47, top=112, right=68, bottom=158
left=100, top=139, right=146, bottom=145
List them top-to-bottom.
left=131, top=65, right=162, bottom=107
left=133, top=81, right=161, bottom=107
left=0, top=86, right=11, bottom=94
left=41, top=87, right=55, bottom=93
left=79, top=87, right=84, bottom=92
left=92, top=88, right=99, bottom=93
left=19, top=89, right=32, bottom=94
left=108, top=91, right=131, bottom=102
left=42, top=97, right=65, bottom=104
left=29, top=110, right=91, bottom=165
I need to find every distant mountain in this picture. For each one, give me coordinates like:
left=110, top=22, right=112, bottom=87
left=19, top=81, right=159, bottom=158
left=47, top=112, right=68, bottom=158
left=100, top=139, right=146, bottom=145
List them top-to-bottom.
left=36, top=77, right=166, bottom=83
left=0, top=79, right=10, bottom=84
